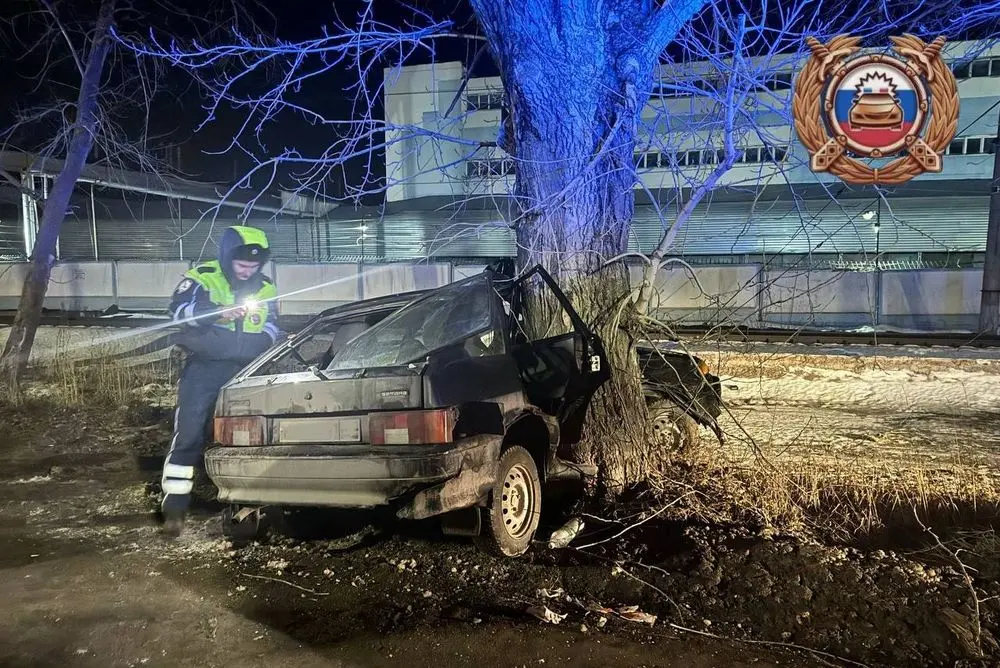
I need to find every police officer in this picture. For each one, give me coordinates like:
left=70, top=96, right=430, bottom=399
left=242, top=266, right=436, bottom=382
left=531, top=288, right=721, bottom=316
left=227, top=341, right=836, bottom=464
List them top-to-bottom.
left=161, top=225, right=282, bottom=537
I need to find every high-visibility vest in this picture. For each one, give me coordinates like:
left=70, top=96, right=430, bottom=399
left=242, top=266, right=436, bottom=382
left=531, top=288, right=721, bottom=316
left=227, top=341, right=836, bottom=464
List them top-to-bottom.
left=183, top=260, right=277, bottom=334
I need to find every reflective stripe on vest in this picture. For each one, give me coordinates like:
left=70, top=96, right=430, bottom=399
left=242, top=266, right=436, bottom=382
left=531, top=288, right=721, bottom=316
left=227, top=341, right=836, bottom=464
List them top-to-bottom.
left=184, top=260, right=277, bottom=334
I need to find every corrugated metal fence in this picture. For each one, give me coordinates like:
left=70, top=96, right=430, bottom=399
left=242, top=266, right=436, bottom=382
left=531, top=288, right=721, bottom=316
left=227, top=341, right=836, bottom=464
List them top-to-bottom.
left=8, top=191, right=989, bottom=264
left=0, top=260, right=986, bottom=332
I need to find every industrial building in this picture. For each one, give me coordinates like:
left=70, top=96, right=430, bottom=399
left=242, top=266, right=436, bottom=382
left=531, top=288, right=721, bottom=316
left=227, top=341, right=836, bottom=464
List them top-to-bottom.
left=380, top=38, right=1000, bottom=271
left=0, top=39, right=997, bottom=330
left=0, top=39, right=997, bottom=268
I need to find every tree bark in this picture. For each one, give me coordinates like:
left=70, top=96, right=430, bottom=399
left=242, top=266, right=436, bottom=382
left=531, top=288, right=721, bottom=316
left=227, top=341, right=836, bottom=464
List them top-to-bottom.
left=0, top=0, right=116, bottom=389
left=469, top=0, right=683, bottom=493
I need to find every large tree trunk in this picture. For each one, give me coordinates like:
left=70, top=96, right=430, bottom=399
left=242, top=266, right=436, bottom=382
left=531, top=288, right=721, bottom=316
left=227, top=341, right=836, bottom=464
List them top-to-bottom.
left=0, top=0, right=116, bottom=389
left=470, top=0, right=667, bottom=493
left=510, top=99, right=652, bottom=493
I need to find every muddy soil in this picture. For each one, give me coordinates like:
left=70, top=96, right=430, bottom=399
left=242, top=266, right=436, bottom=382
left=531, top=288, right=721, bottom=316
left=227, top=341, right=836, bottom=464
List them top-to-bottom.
left=1, top=393, right=998, bottom=667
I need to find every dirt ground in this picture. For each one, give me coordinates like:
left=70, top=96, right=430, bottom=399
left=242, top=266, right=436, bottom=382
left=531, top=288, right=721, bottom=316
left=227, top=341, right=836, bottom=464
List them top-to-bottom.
left=3, top=335, right=1000, bottom=667
left=0, top=402, right=824, bottom=668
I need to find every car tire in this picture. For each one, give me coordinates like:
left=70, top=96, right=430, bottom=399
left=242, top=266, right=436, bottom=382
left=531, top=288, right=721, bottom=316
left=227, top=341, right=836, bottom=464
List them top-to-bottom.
left=649, top=400, right=700, bottom=452
left=475, top=445, right=542, bottom=558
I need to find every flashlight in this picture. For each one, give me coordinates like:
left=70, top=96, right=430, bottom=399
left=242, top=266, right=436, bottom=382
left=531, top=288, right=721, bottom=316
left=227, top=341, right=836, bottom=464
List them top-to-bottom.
left=242, top=298, right=259, bottom=311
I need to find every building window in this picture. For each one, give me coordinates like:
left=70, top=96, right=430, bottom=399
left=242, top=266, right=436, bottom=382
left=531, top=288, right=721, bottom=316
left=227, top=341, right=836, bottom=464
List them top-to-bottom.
left=951, top=57, right=1000, bottom=79
left=651, top=69, right=793, bottom=102
left=752, top=72, right=794, bottom=92
left=767, top=72, right=793, bottom=91
left=695, top=78, right=719, bottom=94
left=652, top=81, right=691, bottom=98
left=467, top=92, right=504, bottom=111
left=941, top=135, right=997, bottom=156
left=635, top=136, right=996, bottom=169
left=632, top=143, right=790, bottom=170
left=760, top=146, right=788, bottom=163
left=466, top=158, right=515, bottom=179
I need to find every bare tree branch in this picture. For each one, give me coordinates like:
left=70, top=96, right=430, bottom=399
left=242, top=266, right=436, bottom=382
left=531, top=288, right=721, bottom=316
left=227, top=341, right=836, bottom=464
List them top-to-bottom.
left=37, top=0, right=83, bottom=76
left=645, top=0, right=709, bottom=56
left=0, top=169, right=43, bottom=200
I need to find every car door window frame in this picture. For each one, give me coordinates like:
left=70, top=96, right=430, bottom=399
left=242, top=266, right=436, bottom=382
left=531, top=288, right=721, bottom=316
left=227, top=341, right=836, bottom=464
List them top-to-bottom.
left=509, top=265, right=607, bottom=376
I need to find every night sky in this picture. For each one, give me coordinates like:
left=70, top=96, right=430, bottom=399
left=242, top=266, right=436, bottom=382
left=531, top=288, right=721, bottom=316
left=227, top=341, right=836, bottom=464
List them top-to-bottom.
left=0, top=0, right=484, bottom=202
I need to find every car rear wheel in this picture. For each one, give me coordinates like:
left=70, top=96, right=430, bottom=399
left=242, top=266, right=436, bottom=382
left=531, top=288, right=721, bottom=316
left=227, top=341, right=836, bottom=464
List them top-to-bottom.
left=649, top=400, right=700, bottom=452
left=476, top=446, right=541, bottom=558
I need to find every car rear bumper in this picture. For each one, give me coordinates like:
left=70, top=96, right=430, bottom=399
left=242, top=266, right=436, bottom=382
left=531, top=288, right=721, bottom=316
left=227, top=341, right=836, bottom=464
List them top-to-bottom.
left=204, top=434, right=502, bottom=511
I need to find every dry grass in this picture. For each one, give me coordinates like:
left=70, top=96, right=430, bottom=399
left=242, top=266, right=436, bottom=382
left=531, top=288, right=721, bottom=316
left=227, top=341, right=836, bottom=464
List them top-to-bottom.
left=1, top=330, right=177, bottom=408
left=651, top=345, right=1000, bottom=543
left=658, top=380, right=1000, bottom=542
left=653, top=439, right=1000, bottom=544
left=777, top=459, right=1000, bottom=541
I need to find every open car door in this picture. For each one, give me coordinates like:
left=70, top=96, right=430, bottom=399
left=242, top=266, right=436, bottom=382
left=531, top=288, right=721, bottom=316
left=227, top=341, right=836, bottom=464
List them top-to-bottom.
left=508, top=266, right=611, bottom=446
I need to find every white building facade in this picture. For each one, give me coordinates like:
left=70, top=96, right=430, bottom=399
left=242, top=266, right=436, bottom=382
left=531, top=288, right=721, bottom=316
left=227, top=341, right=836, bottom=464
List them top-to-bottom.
left=381, top=41, right=1000, bottom=269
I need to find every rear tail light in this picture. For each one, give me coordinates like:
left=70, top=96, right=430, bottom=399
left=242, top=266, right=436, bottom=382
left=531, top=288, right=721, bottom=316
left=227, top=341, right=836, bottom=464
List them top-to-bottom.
left=369, top=410, right=455, bottom=445
left=214, top=416, right=266, bottom=446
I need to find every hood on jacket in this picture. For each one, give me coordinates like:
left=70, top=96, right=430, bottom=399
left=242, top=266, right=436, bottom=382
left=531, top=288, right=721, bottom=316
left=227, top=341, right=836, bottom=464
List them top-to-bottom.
left=218, top=226, right=271, bottom=288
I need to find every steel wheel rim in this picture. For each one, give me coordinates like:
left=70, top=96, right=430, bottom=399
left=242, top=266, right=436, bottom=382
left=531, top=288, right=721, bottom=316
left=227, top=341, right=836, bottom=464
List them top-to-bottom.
left=652, top=411, right=682, bottom=446
left=501, top=463, right=535, bottom=539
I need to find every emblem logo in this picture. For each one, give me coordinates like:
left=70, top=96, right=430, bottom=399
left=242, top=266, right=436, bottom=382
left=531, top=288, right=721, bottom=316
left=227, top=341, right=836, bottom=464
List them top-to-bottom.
left=793, top=34, right=960, bottom=186
left=250, top=313, right=262, bottom=326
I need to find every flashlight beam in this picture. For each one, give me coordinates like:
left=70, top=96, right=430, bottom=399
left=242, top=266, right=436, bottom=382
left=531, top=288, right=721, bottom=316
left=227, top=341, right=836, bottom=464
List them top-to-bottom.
left=58, top=265, right=406, bottom=356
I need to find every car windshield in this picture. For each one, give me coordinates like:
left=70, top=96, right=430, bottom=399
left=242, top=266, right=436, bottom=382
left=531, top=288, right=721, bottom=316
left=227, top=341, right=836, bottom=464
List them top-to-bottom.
left=326, top=277, right=495, bottom=371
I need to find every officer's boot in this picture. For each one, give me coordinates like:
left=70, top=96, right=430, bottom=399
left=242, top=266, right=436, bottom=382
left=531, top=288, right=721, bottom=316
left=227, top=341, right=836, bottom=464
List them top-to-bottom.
left=160, top=492, right=190, bottom=539
left=161, top=511, right=186, bottom=538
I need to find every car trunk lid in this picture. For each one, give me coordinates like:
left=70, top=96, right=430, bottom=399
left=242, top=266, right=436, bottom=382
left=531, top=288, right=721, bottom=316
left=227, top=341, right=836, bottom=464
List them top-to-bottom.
left=214, top=366, right=435, bottom=447
left=218, top=366, right=424, bottom=417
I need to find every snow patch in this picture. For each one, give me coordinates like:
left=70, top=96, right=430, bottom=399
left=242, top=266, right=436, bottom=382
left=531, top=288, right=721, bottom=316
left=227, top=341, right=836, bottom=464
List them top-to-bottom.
left=726, top=364, right=1000, bottom=413
left=9, top=475, right=53, bottom=484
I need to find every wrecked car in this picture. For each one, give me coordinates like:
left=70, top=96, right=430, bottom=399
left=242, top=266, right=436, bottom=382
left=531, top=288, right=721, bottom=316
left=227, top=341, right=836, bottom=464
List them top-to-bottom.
left=205, top=265, right=723, bottom=557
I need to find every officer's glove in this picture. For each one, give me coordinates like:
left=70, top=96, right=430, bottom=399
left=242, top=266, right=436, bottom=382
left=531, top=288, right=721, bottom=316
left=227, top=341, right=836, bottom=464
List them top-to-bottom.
left=217, top=304, right=248, bottom=322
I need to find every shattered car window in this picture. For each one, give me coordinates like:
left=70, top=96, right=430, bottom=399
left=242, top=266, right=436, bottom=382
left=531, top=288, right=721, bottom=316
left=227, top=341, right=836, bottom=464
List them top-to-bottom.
left=327, top=278, right=495, bottom=371
left=249, top=316, right=377, bottom=377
